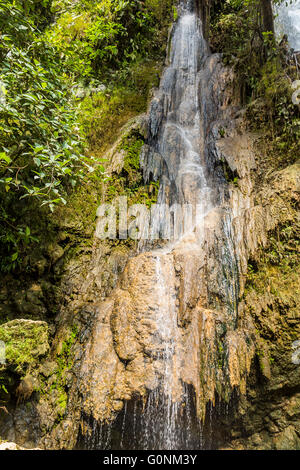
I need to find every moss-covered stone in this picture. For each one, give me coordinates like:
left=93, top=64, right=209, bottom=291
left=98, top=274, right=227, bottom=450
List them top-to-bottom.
left=0, top=319, right=49, bottom=374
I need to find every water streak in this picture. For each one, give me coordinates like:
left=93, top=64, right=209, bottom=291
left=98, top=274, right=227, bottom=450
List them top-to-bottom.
left=275, top=0, right=300, bottom=51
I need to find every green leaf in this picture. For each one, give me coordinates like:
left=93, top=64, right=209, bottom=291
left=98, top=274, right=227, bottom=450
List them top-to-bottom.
left=0, top=152, right=11, bottom=164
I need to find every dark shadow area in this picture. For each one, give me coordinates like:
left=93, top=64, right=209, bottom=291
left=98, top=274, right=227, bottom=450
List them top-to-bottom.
left=76, top=385, right=239, bottom=450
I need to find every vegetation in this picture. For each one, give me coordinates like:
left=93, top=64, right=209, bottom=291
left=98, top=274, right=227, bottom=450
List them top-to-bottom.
left=0, top=0, right=177, bottom=274
left=0, top=0, right=298, bottom=443
left=0, top=0, right=298, bottom=285
left=46, top=0, right=177, bottom=81
left=210, top=0, right=299, bottom=167
left=0, top=1, right=87, bottom=272
left=107, top=131, right=159, bottom=207
left=244, top=219, right=300, bottom=379
left=0, top=319, right=49, bottom=374
left=51, top=325, right=78, bottom=418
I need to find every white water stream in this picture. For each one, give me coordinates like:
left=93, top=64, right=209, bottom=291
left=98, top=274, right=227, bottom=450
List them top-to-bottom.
left=275, top=0, right=300, bottom=51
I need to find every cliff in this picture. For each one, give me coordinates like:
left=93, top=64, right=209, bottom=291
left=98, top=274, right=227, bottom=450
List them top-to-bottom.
left=0, top=0, right=299, bottom=450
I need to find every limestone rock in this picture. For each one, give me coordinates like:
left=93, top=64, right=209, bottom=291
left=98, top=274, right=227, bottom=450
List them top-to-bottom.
left=0, top=441, right=41, bottom=450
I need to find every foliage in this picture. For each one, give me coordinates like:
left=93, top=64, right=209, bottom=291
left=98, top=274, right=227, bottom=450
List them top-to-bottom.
left=0, top=0, right=177, bottom=273
left=13, top=0, right=54, bottom=30
left=45, top=0, right=177, bottom=81
left=210, top=0, right=271, bottom=96
left=0, top=1, right=95, bottom=272
left=0, top=2, right=87, bottom=208
left=248, top=56, right=300, bottom=166
left=78, top=87, right=146, bottom=151
left=245, top=219, right=300, bottom=299
left=262, top=223, right=299, bottom=268
left=48, top=325, right=78, bottom=418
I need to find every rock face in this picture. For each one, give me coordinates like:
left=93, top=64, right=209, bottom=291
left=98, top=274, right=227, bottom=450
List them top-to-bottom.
left=0, top=0, right=299, bottom=451
left=74, top=2, right=299, bottom=450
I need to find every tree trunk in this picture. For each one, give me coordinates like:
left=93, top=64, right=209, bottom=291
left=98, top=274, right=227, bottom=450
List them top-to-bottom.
left=261, top=0, right=275, bottom=33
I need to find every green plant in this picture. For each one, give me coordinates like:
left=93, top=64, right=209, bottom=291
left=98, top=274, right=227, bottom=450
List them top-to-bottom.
left=45, top=0, right=177, bottom=81
left=0, top=1, right=103, bottom=272
left=0, top=4, right=86, bottom=209
left=219, top=127, right=226, bottom=138
left=0, top=320, right=49, bottom=374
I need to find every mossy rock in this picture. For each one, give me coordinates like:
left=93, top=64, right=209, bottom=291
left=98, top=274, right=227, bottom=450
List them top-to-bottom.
left=0, top=319, right=49, bottom=374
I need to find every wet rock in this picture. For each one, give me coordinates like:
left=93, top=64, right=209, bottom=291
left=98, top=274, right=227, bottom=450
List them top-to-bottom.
left=107, top=115, right=148, bottom=174
left=259, top=355, right=272, bottom=381
left=16, top=376, right=37, bottom=403
left=274, top=426, right=300, bottom=450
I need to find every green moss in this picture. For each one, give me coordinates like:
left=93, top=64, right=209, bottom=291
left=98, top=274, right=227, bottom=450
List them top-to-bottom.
left=0, top=0, right=177, bottom=275
left=210, top=1, right=299, bottom=170
left=53, top=58, right=163, bottom=241
left=78, top=88, right=145, bottom=154
left=104, top=130, right=159, bottom=211
left=120, top=135, right=144, bottom=175
left=219, top=157, right=239, bottom=187
left=244, top=219, right=300, bottom=376
left=245, top=220, right=300, bottom=293
left=0, top=320, right=49, bottom=374
left=37, top=324, right=78, bottom=421
left=57, top=324, right=78, bottom=370
left=47, top=326, right=78, bottom=393
left=217, top=340, right=226, bottom=369
left=57, top=390, right=68, bottom=416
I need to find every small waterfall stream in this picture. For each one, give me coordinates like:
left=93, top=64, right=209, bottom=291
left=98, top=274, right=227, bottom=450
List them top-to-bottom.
left=275, top=0, right=300, bottom=51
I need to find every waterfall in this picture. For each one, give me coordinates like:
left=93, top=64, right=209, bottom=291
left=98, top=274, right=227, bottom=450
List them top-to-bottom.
left=78, top=0, right=252, bottom=451
left=275, top=0, right=300, bottom=51
left=136, top=3, right=214, bottom=449
left=141, top=3, right=213, bottom=242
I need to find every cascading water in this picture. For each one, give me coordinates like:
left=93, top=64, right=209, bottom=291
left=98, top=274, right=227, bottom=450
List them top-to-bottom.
left=77, top=0, right=253, bottom=451
left=275, top=0, right=300, bottom=51
left=141, top=1, right=214, bottom=241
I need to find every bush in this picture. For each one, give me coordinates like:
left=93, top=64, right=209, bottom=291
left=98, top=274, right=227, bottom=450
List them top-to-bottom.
left=45, top=0, right=176, bottom=80
left=0, top=1, right=88, bottom=272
